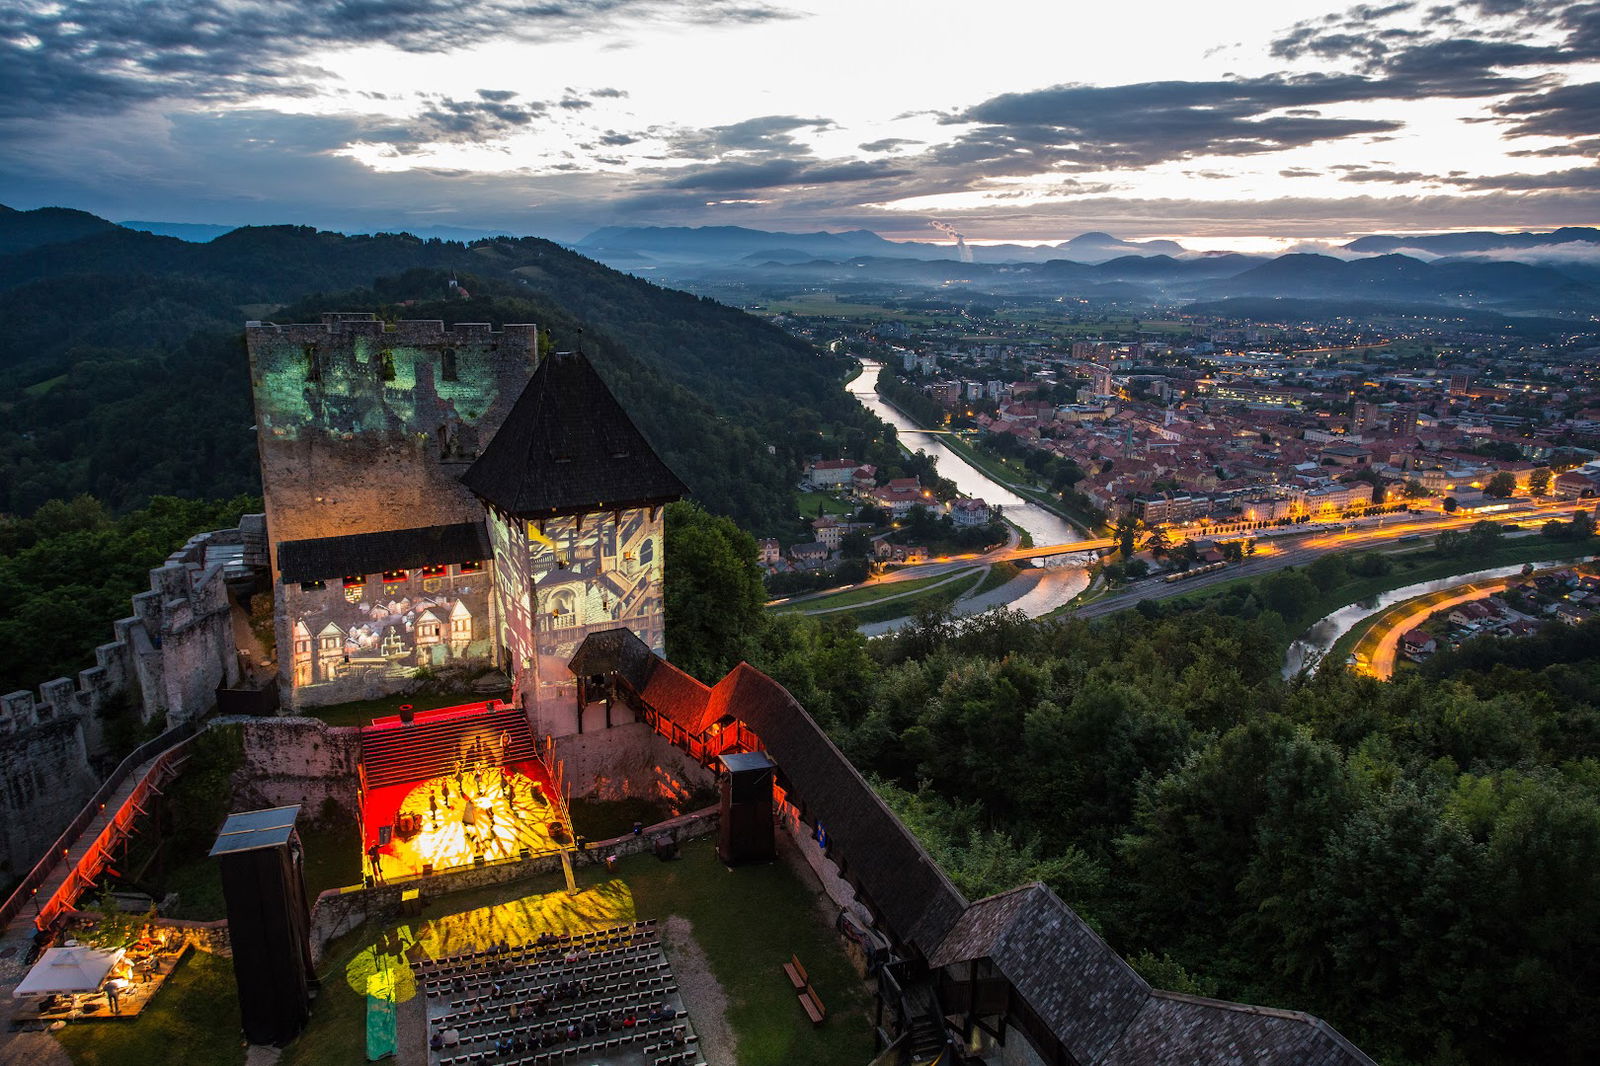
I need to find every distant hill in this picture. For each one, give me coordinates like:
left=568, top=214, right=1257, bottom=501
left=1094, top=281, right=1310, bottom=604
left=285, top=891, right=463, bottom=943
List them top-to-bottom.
left=0, top=205, right=122, bottom=255
left=0, top=209, right=887, bottom=537
left=117, top=220, right=238, bottom=242
left=578, top=224, right=1190, bottom=268
left=579, top=225, right=901, bottom=261
left=1344, top=227, right=1600, bottom=255
left=1058, top=231, right=1186, bottom=261
left=1196, top=252, right=1597, bottom=308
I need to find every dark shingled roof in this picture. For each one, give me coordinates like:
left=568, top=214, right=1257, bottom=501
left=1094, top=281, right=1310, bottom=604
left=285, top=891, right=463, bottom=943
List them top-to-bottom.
left=462, top=350, right=687, bottom=518
left=277, top=522, right=491, bottom=584
left=567, top=627, right=658, bottom=682
left=564, top=632, right=1377, bottom=1066
left=565, top=633, right=967, bottom=959
left=694, top=661, right=967, bottom=959
left=931, top=884, right=1151, bottom=1064
left=1099, top=993, right=1377, bottom=1066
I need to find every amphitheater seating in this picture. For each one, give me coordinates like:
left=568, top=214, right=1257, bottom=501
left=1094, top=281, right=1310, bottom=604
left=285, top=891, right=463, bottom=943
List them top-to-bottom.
left=361, top=702, right=537, bottom=789
left=419, top=920, right=704, bottom=1066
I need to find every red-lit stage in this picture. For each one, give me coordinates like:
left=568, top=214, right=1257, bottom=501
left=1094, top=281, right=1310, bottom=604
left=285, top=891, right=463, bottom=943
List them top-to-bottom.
left=358, top=701, right=568, bottom=883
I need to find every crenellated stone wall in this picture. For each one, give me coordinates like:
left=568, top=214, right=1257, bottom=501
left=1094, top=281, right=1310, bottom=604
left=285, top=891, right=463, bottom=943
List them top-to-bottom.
left=0, top=515, right=270, bottom=882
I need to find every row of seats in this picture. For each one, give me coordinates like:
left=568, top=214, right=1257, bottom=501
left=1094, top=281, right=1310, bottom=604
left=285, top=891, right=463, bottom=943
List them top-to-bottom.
left=425, top=938, right=661, bottom=997
left=435, top=958, right=669, bottom=1016
left=436, top=972, right=675, bottom=1034
left=448, top=997, right=678, bottom=1048
left=437, top=1005, right=681, bottom=1065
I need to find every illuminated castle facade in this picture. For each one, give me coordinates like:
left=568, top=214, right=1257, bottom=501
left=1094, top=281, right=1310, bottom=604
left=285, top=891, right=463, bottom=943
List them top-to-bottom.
left=247, top=313, right=684, bottom=724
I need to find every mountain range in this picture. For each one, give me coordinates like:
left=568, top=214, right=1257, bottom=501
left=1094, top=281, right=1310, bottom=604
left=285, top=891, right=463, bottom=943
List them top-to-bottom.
left=3, top=203, right=1597, bottom=322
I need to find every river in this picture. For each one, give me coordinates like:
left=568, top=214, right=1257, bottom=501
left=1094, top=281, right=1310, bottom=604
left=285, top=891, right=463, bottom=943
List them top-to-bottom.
left=847, top=359, right=1088, bottom=627
left=848, top=360, right=1082, bottom=546
left=1282, top=555, right=1597, bottom=677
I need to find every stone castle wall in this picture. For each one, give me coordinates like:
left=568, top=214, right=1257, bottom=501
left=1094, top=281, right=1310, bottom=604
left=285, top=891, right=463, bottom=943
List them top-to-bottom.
left=246, top=314, right=537, bottom=564
left=0, top=515, right=268, bottom=881
left=229, top=717, right=363, bottom=822
left=553, top=722, right=716, bottom=810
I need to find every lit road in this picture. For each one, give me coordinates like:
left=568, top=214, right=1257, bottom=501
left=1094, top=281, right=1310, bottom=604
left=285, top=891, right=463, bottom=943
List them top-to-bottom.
left=771, top=501, right=1587, bottom=619
left=1355, top=579, right=1515, bottom=679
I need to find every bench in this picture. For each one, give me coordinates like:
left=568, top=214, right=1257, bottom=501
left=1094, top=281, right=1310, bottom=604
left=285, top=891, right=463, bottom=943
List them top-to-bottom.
left=782, top=954, right=807, bottom=991
left=798, top=983, right=826, bottom=1025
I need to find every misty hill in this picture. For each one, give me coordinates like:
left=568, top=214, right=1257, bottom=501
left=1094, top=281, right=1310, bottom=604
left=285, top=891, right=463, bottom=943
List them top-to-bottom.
left=0, top=209, right=884, bottom=537
left=118, top=220, right=239, bottom=242
left=577, top=224, right=1189, bottom=268
left=579, top=225, right=901, bottom=261
left=1345, top=227, right=1600, bottom=255
left=1059, top=231, right=1186, bottom=260
left=719, top=244, right=1598, bottom=313
left=1196, top=252, right=1597, bottom=308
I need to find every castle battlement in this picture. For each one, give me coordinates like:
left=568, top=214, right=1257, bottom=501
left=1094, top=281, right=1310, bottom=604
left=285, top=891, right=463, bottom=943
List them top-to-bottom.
left=245, top=313, right=538, bottom=346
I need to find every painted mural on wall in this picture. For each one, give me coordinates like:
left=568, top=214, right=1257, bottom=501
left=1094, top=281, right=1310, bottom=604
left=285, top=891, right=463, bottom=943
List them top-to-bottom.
left=248, top=316, right=539, bottom=554
left=249, top=317, right=535, bottom=452
left=491, top=506, right=665, bottom=714
left=487, top=508, right=537, bottom=681
left=284, top=565, right=496, bottom=704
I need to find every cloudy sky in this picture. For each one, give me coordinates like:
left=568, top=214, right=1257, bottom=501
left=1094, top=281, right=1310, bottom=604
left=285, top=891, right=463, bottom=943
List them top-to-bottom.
left=0, top=0, right=1596, bottom=247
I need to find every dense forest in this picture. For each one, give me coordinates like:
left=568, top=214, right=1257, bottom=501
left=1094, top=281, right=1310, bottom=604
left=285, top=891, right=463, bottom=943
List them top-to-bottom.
left=0, top=208, right=958, bottom=696
left=0, top=209, right=897, bottom=537
left=0, top=494, right=260, bottom=697
left=664, top=502, right=1600, bottom=1066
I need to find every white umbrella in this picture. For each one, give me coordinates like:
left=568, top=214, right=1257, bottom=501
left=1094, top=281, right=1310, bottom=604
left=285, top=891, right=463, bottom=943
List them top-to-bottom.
left=12, top=946, right=126, bottom=999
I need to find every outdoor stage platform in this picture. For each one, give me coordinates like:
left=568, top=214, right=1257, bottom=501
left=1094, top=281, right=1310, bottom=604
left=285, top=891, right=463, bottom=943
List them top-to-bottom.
left=358, top=701, right=569, bottom=884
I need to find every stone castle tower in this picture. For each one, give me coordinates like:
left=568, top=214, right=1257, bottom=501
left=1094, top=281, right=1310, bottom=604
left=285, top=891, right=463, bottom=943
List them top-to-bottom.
left=246, top=314, right=684, bottom=730
left=462, top=348, right=686, bottom=733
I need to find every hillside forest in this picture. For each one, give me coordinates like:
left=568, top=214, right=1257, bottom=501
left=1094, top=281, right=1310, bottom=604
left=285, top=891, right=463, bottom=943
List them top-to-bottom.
left=0, top=210, right=938, bottom=695
left=664, top=502, right=1600, bottom=1066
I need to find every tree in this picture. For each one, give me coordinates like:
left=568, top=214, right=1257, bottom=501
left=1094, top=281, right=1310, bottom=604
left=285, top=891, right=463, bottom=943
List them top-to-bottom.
left=1530, top=467, right=1552, bottom=496
left=1484, top=471, right=1517, bottom=499
left=1404, top=479, right=1430, bottom=499
left=663, top=501, right=767, bottom=680
left=1113, top=513, right=1141, bottom=559
left=1144, top=525, right=1171, bottom=559
left=1262, top=568, right=1319, bottom=621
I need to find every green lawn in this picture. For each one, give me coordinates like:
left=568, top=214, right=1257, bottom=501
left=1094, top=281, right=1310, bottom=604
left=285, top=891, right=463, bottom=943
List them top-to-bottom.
left=795, top=490, right=855, bottom=519
left=971, top=562, right=1022, bottom=597
left=773, top=568, right=976, bottom=614
left=842, top=571, right=984, bottom=626
left=298, top=689, right=506, bottom=729
left=569, top=796, right=675, bottom=843
left=300, top=817, right=364, bottom=897
left=277, top=834, right=874, bottom=1066
left=56, top=837, right=878, bottom=1066
left=617, top=838, right=875, bottom=1066
left=56, top=950, right=245, bottom=1066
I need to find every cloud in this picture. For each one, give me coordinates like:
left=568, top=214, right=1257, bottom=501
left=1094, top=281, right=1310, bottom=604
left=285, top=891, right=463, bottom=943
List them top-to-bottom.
left=0, top=0, right=797, bottom=119
left=935, top=75, right=1473, bottom=170
left=1489, top=80, right=1600, bottom=141
left=661, top=115, right=836, bottom=158
left=858, top=137, right=924, bottom=153
left=1441, top=166, right=1600, bottom=190
left=1337, top=167, right=1436, bottom=183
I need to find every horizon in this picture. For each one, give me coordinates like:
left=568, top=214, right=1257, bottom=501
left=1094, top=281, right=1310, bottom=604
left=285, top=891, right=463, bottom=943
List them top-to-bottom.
left=13, top=202, right=1600, bottom=260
